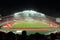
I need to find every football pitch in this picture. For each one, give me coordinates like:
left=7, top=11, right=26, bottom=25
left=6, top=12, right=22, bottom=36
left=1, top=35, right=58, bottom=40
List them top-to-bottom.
left=12, top=21, right=51, bottom=28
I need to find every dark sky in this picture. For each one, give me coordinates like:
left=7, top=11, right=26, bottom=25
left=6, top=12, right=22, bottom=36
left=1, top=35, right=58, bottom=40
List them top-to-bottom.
left=0, top=0, right=60, bottom=17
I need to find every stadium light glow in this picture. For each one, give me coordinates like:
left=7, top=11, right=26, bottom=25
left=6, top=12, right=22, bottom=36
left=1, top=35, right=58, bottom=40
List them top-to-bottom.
left=13, top=10, right=46, bottom=20
left=14, top=10, right=45, bottom=16
left=22, top=10, right=37, bottom=13
left=14, top=13, right=19, bottom=17
left=41, top=13, right=45, bottom=16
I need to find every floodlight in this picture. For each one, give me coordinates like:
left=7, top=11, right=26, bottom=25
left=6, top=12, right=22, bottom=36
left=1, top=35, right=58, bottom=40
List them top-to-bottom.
left=30, top=10, right=37, bottom=13
left=14, top=13, right=18, bottom=16
left=41, top=13, right=45, bottom=17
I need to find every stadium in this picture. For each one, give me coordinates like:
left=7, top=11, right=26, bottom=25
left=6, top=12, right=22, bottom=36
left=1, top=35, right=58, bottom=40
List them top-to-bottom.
left=0, top=10, right=60, bottom=35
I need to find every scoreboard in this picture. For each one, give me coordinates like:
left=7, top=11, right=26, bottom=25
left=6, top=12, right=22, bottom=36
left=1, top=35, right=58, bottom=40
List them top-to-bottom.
left=56, top=18, right=60, bottom=23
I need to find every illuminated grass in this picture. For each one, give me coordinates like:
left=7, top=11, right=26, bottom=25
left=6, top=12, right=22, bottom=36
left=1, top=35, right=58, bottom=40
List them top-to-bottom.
left=12, top=21, right=50, bottom=28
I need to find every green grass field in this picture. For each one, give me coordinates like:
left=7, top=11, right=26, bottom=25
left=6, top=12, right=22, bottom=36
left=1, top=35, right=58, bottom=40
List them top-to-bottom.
left=12, top=21, right=50, bottom=28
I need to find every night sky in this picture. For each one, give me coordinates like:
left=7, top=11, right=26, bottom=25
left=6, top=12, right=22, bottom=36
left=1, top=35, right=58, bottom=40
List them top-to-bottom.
left=0, top=0, right=60, bottom=17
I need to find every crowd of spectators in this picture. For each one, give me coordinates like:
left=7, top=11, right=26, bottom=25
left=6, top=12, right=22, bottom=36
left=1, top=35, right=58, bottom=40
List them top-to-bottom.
left=0, top=31, right=60, bottom=40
